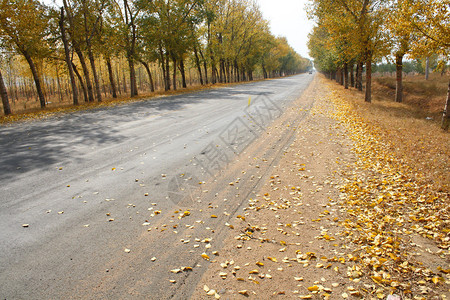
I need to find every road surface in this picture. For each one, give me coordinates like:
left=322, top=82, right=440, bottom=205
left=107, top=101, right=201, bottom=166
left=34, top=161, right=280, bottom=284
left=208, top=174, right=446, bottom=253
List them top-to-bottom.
left=0, top=74, right=314, bottom=299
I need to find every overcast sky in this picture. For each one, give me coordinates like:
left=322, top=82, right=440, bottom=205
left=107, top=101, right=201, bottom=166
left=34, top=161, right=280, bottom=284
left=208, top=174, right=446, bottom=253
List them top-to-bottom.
left=256, top=0, right=314, bottom=59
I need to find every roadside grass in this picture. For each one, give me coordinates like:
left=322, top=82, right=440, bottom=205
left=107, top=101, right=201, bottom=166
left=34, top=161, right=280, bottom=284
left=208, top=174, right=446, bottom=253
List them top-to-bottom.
left=331, top=74, right=449, bottom=192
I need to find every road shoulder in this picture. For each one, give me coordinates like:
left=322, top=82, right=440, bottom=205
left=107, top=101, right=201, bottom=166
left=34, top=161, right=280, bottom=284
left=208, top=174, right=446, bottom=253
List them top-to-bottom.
left=191, top=75, right=449, bottom=299
left=191, top=75, right=356, bottom=299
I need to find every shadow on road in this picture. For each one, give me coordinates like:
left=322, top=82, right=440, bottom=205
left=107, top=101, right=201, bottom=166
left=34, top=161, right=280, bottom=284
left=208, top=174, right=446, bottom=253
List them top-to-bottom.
left=0, top=80, right=286, bottom=182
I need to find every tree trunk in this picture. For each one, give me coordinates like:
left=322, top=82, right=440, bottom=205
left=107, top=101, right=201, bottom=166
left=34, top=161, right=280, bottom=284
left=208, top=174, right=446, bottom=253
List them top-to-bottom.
left=62, top=0, right=91, bottom=101
left=124, top=0, right=137, bottom=97
left=59, top=7, right=78, bottom=105
left=83, top=8, right=102, bottom=102
left=207, top=21, right=215, bottom=84
left=208, top=34, right=217, bottom=83
left=159, top=46, right=167, bottom=91
left=193, top=46, right=203, bottom=85
left=74, top=47, right=94, bottom=102
left=87, top=48, right=102, bottom=102
left=199, top=49, right=208, bottom=84
left=22, top=50, right=46, bottom=108
left=165, top=52, right=171, bottom=90
left=365, top=52, right=372, bottom=103
left=395, top=53, right=404, bottom=103
left=106, top=56, right=117, bottom=98
left=128, top=57, right=138, bottom=97
left=172, top=57, right=177, bottom=91
left=425, top=57, right=429, bottom=80
left=179, top=58, right=187, bottom=88
left=220, top=59, right=227, bottom=83
left=133, top=60, right=138, bottom=96
left=140, top=60, right=155, bottom=92
left=218, top=60, right=223, bottom=83
left=226, top=60, right=231, bottom=83
left=133, top=61, right=138, bottom=96
left=356, top=61, right=363, bottom=91
left=72, top=62, right=88, bottom=102
left=100, top=62, right=107, bottom=97
left=211, top=62, right=217, bottom=84
left=161, top=63, right=167, bottom=91
left=230, top=63, right=234, bottom=81
left=344, top=63, right=349, bottom=89
left=116, top=64, right=121, bottom=94
left=350, top=64, right=355, bottom=87
left=149, top=65, right=155, bottom=92
left=55, top=66, right=63, bottom=102
left=138, top=66, right=142, bottom=91
left=0, top=68, right=11, bottom=115
left=123, top=71, right=127, bottom=93
left=441, top=79, right=450, bottom=131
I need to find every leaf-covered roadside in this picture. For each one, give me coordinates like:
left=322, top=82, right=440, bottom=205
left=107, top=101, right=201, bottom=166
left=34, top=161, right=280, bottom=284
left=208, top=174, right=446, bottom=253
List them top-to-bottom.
left=330, top=84, right=449, bottom=298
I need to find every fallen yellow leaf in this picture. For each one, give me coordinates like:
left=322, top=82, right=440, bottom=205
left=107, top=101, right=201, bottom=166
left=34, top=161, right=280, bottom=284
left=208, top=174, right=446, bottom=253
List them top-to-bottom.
left=307, top=286, right=319, bottom=292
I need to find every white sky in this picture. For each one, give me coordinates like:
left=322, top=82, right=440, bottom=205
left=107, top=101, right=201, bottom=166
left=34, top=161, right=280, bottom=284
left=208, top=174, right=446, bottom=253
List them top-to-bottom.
left=256, top=0, right=314, bottom=59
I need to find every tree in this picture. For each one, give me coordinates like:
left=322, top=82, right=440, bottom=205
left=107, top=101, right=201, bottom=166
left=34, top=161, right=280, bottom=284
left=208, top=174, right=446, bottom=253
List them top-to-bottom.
left=0, top=0, right=51, bottom=108
left=63, top=0, right=95, bottom=102
left=80, top=0, right=109, bottom=102
left=122, top=0, right=140, bottom=97
left=139, top=0, right=206, bottom=90
left=307, top=0, right=359, bottom=87
left=308, top=0, right=391, bottom=100
left=336, top=0, right=389, bottom=102
left=385, top=0, right=414, bottom=103
left=405, top=0, right=450, bottom=130
left=97, top=1, right=126, bottom=99
left=59, top=7, right=79, bottom=105
left=308, top=24, right=339, bottom=79
left=0, top=32, right=11, bottom=115
left=0, top=66, right=11, bottom=115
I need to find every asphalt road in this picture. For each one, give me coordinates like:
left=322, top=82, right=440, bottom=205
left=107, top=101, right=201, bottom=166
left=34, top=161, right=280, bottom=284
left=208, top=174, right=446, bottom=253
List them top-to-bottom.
left=0, top=74, right=314, bottom=299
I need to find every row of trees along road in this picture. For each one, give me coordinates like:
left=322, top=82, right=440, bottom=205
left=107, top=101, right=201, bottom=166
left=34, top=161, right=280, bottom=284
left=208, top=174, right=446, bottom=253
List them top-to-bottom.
left=0, top=0, right=312, bottom=116
left=307, top=0, right=450, bottom=130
